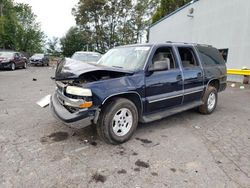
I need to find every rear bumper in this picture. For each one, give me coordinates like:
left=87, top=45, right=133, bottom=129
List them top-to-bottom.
left=50, top=92, right=96, bottom=129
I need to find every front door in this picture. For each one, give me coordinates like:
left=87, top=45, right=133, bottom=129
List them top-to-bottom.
left=145, top=46, right=183, bottom=113
left=176, top=46, right=204, bottom=104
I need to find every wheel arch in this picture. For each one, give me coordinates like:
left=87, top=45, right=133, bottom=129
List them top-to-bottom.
left=206, top=79, right=220, bottom=91
left=101, top=92, right=143, bottom=117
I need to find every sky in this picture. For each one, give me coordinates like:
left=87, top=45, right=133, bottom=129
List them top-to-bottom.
left=14, top=0, right=79, bottom=39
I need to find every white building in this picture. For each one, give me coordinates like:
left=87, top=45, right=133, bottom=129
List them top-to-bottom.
left=149, top=0, right=250, bottom=81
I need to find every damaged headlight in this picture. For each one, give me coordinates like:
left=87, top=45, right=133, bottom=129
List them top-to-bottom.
left=66, top=86, right=92, bottom=97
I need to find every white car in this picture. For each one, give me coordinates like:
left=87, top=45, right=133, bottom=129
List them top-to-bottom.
left=71, top=51, right=102, bottom=63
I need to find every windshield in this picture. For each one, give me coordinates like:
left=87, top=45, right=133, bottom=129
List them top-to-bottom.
left=97, top=46, right=151, bottom=72
left=0, top=52, right=14, bottom=59
left=72, top=53, right=101, bottom=63
left=31, top=54, right=44, bottom=58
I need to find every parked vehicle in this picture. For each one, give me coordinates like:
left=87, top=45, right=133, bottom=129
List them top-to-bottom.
left=50, top=43, right=227, bottom=144
left=0, top=51, right=27, bottom=70
left=71, top=51, right=102, bottom=63
left=29, top=54, right=49, bottom=66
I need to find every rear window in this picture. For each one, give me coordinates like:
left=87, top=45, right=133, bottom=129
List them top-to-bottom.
left=197, top=46, right=225, bottom=67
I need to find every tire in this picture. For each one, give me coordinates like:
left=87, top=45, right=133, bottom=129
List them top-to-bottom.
left=10, top=62, right=15, bottom=71
left=23, top=62, right=27, bottom=69
left=198, top=86, right=218, bottom=114
left=97, top=98, right=138, bottom=144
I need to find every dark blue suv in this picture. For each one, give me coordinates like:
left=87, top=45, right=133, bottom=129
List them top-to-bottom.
left=51, top=43, right=227, bottom=144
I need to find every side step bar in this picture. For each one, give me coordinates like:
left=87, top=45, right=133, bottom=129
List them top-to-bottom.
left=140, top=101, right=203, bottom=123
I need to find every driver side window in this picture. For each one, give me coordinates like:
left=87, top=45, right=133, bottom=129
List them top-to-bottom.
left=152, top=47, right=177, bottom=70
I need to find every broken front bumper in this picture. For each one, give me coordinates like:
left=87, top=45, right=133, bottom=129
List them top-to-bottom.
left=50, top=92, right=96, bottom=129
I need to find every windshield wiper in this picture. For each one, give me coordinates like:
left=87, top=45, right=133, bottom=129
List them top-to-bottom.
left=112, top=66, right=124, bottom=69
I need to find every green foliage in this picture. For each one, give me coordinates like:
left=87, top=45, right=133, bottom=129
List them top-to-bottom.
left=0, top=0, right=44, bottom=54
left=71, top=0, right=159, bottom=53
left=152, top=0, right=190, bottom=23
left=60, top=27, right=89, bottom=57
left=47, top=37, right=60, bottom=56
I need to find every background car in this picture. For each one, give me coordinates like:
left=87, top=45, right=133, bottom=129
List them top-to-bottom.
left=0, top=51, right=27, bottom=70
left=71, top=51, right=102, bottom=63
left=29, top=54, right=49, bottom=66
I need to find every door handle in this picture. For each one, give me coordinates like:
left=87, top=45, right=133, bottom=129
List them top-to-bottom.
left=176, top=74, right=182, bottom=81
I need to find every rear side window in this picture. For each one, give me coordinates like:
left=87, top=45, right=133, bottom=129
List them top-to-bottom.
left=197, top=46, right=225, bottom=66
left=178, top=47, right=199, bottom=68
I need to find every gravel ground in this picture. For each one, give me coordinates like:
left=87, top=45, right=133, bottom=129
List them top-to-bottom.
left=0, top=66, right=250, bottom=188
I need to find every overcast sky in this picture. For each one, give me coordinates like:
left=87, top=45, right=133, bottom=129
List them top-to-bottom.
left=14, top=0, right=79, bottom=39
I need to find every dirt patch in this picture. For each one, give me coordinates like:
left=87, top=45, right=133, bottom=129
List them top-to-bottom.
left=0, top=99, right=4, bottom=101
left=40, top=132, right=69, bottom=143
left=135, top=138, right=152, bottom=144
left=90, top=141, right=97, bottom=146
left=132, top=152, right=138, bottom=156
left=135, top=160, right=149, bottom=168
left=134, top=168, right=140, bottom=172
left=170, top=168, right=176, bottom=173
left=117, top=169, right=127, bottom=174
left=151, top=172, right=158, bottom=176
left=91, top=173, right=107, bottom=183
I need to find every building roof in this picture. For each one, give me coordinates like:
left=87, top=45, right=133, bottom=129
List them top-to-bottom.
left=150, top=0, right=200, bottom=28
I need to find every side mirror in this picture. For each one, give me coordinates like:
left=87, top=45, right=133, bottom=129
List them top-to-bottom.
left=148, top=60, right=169, bottom=72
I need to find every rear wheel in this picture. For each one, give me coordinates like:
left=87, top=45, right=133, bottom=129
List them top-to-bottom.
left=23, top=62, right=27, bottom=69
left=199, top=86, right=218, bottom=114
left=97, top=98, right=138, bottom=144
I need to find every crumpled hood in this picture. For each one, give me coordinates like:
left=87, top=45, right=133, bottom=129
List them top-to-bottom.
left=55, top=58, right=133, bottom=80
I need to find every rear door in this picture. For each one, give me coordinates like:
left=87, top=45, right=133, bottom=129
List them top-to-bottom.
left=145, top=45, right=183, bottom=112
left=175, top=46, right=204, bottom=104
left=14, top=53, right=22, bottom=67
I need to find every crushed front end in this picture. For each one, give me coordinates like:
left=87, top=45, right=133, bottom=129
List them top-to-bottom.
left=50, top=80, right=97, bottom=129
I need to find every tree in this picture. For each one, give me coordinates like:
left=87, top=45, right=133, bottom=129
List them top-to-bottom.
left=0, top=0, right=44, bottom=54
left=0, top=0, right=18, bottom=49
left=72, top=0, right=159, bottom=53
left=152, top=0, right=190, bottom=23
left=15, top=3, right=45, bottom=54
left=60, top=27, right=89, bottom=57
left=46, top=37, right=60, bottom=56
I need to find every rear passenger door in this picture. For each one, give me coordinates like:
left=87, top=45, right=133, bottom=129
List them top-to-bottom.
left=145, top=46, right=183, bottom=112
left=176, top=46, right=204, bottom=103
left=14, top=53, right=22, bottom=67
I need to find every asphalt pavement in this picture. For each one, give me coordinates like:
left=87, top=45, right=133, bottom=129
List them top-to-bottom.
left=0, top=66, right=250, bottom=188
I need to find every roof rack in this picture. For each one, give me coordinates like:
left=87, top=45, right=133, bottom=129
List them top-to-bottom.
left=165, top=41, right=213, bottom=47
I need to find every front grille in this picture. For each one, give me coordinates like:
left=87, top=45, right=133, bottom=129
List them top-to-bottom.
left=64, top=105, right=78, bottom=113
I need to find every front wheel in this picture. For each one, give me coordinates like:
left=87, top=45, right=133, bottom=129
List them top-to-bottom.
left=10, top=62, right=15, bottom=71
left=198, top=86, right=218, bottom=114
left=97, top=98, right=138, bottom=144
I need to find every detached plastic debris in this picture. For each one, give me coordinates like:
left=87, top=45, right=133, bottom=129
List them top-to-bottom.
left=231, top=83, right=236, bottom=88
left=240, top=86, right=245, bottom=89
left=36, top=94, right=51, bottom=108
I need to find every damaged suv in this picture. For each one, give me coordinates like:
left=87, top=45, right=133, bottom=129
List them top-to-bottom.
left=51, top=43, right=227, bottom=144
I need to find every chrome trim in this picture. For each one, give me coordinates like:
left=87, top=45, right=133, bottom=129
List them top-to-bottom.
left=56, top=81, right=67, bottom=88
left=148, top=86, right=204, bottom=104
left=56, top=89, right=85, bottom=108
left=184, top=89, right=204, bottom=95
left=149, top=93, right=183, bottom=103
